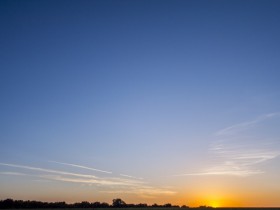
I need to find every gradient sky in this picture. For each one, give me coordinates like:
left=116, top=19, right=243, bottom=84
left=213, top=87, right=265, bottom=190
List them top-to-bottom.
left=1, top=0, right=280, bottom=207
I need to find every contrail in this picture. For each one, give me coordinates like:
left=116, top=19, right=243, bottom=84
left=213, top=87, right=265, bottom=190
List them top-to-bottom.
left=216, top=112, right=280, bottom=136
left=50, top=161, right=112, bottom=174
left=0, top=163, right=97, bottom=178
left=120, top=173, right=143, bottom=180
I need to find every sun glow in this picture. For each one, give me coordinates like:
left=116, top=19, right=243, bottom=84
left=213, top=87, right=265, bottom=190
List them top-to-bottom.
left=193, top=194, right=229, bottom=208
left=209, top=201, right=220, bottom=208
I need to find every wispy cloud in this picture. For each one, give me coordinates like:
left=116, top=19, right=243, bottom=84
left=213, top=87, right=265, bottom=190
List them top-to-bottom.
left=216, top=112, right=280, bottom=136
left=174, top=113, right=280, bottom=177
left=205, top=142, right=280, bottom=176
left=173, top=146, right=279, bottom=177
left=49, top=161, right=112, bottom=174
left=0, top=162, right=176, bottom=196
left=0, top=163, right=97, bottom=179
left=0, top=163, right=140, bottom=186
left=172, top=170, right=263, bottom=177
left=0, top=171, right=27, bottom=176
left=120, top=173, right=143, bottom=180
left=41, top=175, right=144, bottom=186
left=32, top=179, right=52, bottom=182
left=101, top=186, right=176, bottom=198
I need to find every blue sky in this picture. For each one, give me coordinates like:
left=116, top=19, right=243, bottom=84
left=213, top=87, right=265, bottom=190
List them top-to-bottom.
left=1, top=0, right=280, bottom=207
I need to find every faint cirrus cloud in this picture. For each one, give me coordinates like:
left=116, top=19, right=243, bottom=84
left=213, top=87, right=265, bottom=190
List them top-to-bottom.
left=215, top=112, right=280, bottom=136
left=173, top=113, right=280, bottom=177
left=49, top=161, right=112, bottom=174
left=0, top=162, right=176, bottom=196
left=0, top=162, right=97, bottom=179
left=0, top=171, right=27, bottom=176
left=120, top=173, right=143, bottom=180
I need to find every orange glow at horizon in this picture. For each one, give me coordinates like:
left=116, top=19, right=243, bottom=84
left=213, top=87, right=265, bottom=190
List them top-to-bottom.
left=175, top=189, right=245, bottom=207
left=180, top=198, right=244, bottom=208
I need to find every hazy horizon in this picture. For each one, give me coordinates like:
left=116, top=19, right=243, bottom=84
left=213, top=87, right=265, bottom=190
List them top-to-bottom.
left=1, top=0, right=280, bottom=207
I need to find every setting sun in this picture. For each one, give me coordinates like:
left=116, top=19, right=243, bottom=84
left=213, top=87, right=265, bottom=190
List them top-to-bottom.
left=209, top=201, right=220, bottom=208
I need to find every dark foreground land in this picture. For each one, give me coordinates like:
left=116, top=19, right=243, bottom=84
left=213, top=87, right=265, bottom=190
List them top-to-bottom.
left=1, top=200, right=279, bottom=210
left=1, top=208, right=280, bottom=210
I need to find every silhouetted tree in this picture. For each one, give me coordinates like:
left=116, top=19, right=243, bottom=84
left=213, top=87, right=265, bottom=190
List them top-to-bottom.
left=0, top=198, right=188, bottom=209
left=0, top=199, right=14, bottom=208
left=112, top=199, right=126, bottom=207
left=92, top=202, right=101, bottom=208
left=100, top=202, right=110, bottom=208
left=136, top=203, right=147, bottom=207
left=164, top=203, right=172, bottom=207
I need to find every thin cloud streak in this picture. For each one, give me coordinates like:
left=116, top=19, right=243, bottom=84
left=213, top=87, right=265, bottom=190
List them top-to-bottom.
left=216, top=112, right=280, bottom=136
left=173, top=113, right=280, bottom=177
left=209, top=113, right=280, bottom=176
left=208, top=144, right=279, bottom=176
left=171, top=149, right=273, bottom=177
left=49, top=161, right=112, bottom=174
left=0, top=162, right=176, bottom=196
left=0, top=163, right=97, bottom=179
left=0, top=163, right=145, bottom=187
left=0, top=167, right=144, bottom=187
left=172, top=170, right=264, bottom=177
left=0, top=171, right=27, bottom=176
left=120, top=174, right=143, bottom=180
left=41, top=175, right=143, bottom=186
left=100, top=185, right=177, bottom=198
left=101, top=188, right=176, bottom=196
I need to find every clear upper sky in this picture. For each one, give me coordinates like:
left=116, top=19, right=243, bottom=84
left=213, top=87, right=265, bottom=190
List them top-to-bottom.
left=1, top=0, right=280, bottom=207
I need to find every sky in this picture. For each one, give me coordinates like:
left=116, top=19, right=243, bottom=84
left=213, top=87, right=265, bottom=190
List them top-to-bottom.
left=1, top=0, right=280, bottom=207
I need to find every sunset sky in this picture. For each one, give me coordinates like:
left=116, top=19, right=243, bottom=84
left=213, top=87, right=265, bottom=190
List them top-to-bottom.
left=1, top=0, right=280, bottom=207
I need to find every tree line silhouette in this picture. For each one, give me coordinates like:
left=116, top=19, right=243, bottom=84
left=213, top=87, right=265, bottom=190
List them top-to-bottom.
left=0, top=198, right=192, bottom=209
